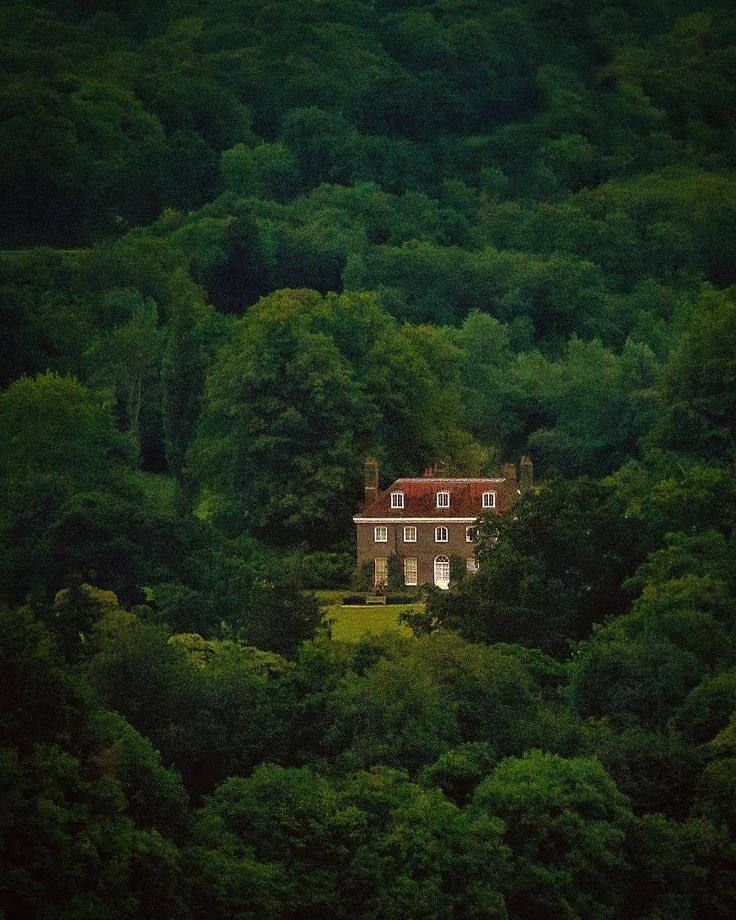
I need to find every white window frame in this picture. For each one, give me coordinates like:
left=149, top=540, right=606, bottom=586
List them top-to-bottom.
left=436, top=491, right=450, bottom=508
left=482, top=491, right=496, bottom=509
left=391, top=492, right=405, bottom=509
left=403, top=525, right=417, bottom=543
left=374, top=526, right=388, bottom=542
left=435, top=526, right=448, bottom=543
left=466, top=526, right=475, bottom=543
left=434, top=554, right=450, bottom=589
left=375, top=557, right=388, bottom=586
left=404, top=557, right=417, bottom=586
left=466, top=557, right=479, bottom=572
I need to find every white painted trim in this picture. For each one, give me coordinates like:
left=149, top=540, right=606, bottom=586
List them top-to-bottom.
left=394, top=478, right=505, bottom=483
left=390, top=491, right=405, bottom=508
left=482, top=491, right=496, bottom=508
left=355, top=516, right=479, bottom=524
left=434, top=554, right=450, bottom=590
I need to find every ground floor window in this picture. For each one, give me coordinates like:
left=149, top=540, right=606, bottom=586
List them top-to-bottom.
left=466, top=556, right=479, bottom=572
left=374, top=557, right=388, bottom=587
left=404, top=557, right=417, bottom=586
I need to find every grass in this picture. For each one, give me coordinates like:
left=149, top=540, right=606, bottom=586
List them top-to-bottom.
left=314, top=589, right=418, bottom=642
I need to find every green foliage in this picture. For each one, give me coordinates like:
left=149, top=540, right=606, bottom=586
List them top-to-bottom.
left=3, top=0, right=736, bottom=914
left=654, top=285, right=736, bottom=458
left=191, top=288, right=474, bottom=544
left=0, top=374, right=173, bottom=602
left=426, top=478, right=649, bottom=656
left=297, top=551, right=355, bottom=589
left=386, top=554, right=403, bottom=592
left=449, top=554, right=466, bottom=586
left=352, top=560, right=375, bottom=592
left=342, top=594, right=366, bottom=606
left=0, top=605, right=187, bottom=918
left=86, top=611, right=299, bottom=797
left=420, top=741, right=498, bottom=804
left=474, top=751, right=632, bottom=919
left=188, top=763, right=510, bottom=919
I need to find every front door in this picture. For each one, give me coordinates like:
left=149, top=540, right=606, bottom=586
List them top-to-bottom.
left=434, top=554, right=450, bottom=589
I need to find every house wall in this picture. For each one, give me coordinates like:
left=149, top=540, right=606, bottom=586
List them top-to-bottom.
left=356, top=520, right=478, bottom=587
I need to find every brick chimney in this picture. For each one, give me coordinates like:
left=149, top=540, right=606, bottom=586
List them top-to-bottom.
left=520, top=455, right=534, bottom=493
left=364, top=457, right=379, bottom=509
left=502, top=462, right=517, bottom=483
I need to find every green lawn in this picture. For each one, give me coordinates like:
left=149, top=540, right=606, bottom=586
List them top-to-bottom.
left=314, top=590, right=418, bottom=642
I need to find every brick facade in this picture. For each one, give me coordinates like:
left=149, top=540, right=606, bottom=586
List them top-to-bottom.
left=354, top=459, right=532, bottom=590
left=356, top=517, right=480, bottom=587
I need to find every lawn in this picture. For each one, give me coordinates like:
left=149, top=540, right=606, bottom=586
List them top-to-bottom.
left=314, top=590, right=418, bottom=642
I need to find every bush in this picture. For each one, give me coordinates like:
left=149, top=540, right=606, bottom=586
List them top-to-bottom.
left=299, top=551, right=354, bottom=589
left=387, top=554, right=403, bottom=591
left=450, top=555, right=467, bottom=586
left=352, top=560, right=375, bottom=591
left=385, top=593, right=419, bottom=605
left=343, top=594, right=367, bottom=605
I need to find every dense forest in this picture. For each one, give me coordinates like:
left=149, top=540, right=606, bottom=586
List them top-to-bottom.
left=1, top=0, right=736, bottom=916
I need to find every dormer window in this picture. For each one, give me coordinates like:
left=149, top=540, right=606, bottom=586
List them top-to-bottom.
left=436, top=491, right=450, bottom=509
left=482, top=491, right=496, bottom=509
left=391, top=492, right=404, bottom=509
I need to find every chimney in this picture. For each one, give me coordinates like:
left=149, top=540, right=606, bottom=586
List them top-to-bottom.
left=520, top=455, right=534, bottom=493
left=364, top=457, right=379, bottom=509
left=502, top=462, right=517, bottom=483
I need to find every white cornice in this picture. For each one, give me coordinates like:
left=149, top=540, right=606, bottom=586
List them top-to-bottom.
left=393, top=478, right=505, bottom=483
left=354, top=516, right=479, bottom=524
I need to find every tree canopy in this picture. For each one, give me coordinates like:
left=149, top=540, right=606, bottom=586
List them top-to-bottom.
left=2, top=0, right=736, bottom=916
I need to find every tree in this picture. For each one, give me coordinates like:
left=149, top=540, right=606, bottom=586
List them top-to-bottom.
left=161, top=274, right=221, bottom=489
left=653, top=285, right=736, bottom=459
left=191, top=288, right=475, bottom=545
left=85, top=296, right=163, bottom=449
left=526, top=336, right=659, bottom=476
left=0, top=374, right=135, bottom=601
left=425, top=478, right=647, bottom=656
left=0, top=604, right=187, bottom=918
left=86, top=609, right=301, bottom=797
left=474, top=751, right=632, bottom=919
left=188, top=764, right=511, bottom=919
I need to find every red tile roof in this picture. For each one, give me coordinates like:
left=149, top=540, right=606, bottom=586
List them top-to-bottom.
left=355, top=478, right=516, bottom=519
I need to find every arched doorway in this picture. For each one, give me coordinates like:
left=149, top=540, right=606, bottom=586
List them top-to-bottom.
left=434, top=554, right=450, bottom=590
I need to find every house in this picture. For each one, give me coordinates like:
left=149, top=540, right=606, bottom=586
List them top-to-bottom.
left=354, top=457, right=533, bottom=590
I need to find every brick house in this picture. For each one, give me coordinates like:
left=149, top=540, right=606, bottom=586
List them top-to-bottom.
left=354, top=457, right=533, bottom=590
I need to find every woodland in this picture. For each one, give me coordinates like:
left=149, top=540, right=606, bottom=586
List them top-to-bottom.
left=1, top=0, right=736, bottom=917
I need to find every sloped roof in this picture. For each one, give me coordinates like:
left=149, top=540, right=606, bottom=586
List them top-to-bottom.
left=355, top=477, right=515, bottom=519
